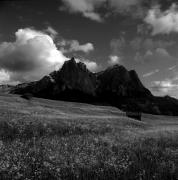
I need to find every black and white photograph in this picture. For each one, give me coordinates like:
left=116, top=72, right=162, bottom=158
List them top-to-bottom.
left=0, top=0, right=178, bottom=179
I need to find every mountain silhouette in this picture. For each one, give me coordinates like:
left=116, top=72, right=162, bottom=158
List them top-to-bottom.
left=11, top=57, right=178, bottom=116
left=11, top=57, right=97, bottom=102
left=97, top=65, right=151, bottom=98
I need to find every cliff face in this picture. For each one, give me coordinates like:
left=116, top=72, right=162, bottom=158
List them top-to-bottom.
left=11, top=57, right=178, bottom=116
left=12, top=57, right=151, bottom=99
left=12, top=58, right=98, bottom=102
left=52, top=58, right=97, bottom=96
left=97, top=65, right=151, bottom=98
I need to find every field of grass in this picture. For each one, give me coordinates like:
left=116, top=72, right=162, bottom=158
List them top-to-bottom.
left=0, top=93, right=178, bottom=180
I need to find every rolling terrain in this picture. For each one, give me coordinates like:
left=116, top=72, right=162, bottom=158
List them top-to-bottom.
left=0, top=93, right=178, bottom=179
left=0, top=93, right=178, bottom=131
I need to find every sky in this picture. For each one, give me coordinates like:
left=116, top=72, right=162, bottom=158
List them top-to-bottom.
left=1, top=0, right=178, bottom=98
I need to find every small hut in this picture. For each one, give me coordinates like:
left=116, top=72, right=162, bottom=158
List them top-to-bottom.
left=21, top=93, right=33, bottom=100
left=124, top=103, right=142, bottom=121
left=126, top=111, right=142, bottom=121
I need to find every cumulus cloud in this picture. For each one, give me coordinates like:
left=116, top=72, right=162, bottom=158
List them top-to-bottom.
left=60, top=0, right=141, bottom=22
left=145, top=3, right=178, bottom=35
left=0, top=28, right=98, bottom=84
left=0, top=28, right=68, bottom=83
left=58, top=39, right=94, bottom=53
left=68, top=40, right=94, bottom=53
left=155, top=48, right=171, bottom=57
left=108, top=55, right=121, bottom=65
left=75, top=57, right=98, bottom=72
left=83, top=60, right=98, bottom=71
left=0, top=70, right=10, bottom=84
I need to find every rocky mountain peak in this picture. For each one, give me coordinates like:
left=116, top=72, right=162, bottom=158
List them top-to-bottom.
left=11, top=56, right=162, bottom=114
left=12, top=57, right=151, bottom=99
left=60, top=57, right=89, bottom=74
left=61, top=57, right=77, bottom=71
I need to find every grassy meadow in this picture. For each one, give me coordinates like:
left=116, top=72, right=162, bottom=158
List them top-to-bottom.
left=0, top=94, right=178, bottom=179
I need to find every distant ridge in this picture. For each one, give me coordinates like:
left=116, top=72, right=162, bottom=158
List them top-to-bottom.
left=11, top=57, right=178, bottom=116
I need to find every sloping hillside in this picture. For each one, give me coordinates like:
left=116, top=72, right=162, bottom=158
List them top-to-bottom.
left=0, top=93, right=147, bottom=133
left=1, top=93, right=178, bottom=130
left=1, top=93, right=178, bottom=141
left=0, top=94, right=178, bottom=180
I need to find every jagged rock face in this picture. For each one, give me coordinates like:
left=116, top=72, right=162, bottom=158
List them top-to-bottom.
left=11, top=57, right=178, bottom=115
left=12, top=58, right=97, bottom=101
left=12, top=58, right=151, bottom=100
left=52, top=58, right=97, bottom=96
left=97, top=65, right=151, bottom=97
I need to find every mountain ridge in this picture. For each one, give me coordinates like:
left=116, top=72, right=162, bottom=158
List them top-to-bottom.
left=10, top=57, right=178, bottom=116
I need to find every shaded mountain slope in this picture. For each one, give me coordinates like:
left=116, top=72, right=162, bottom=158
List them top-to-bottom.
left=11, top=57, right=178, bottom=116
left=12, top=58, right=97, bottom=102
left=97, top=65, right=151, bottom=98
